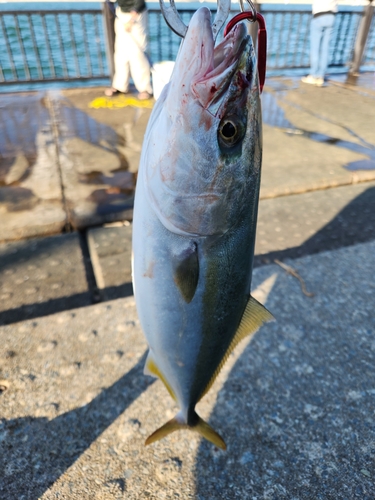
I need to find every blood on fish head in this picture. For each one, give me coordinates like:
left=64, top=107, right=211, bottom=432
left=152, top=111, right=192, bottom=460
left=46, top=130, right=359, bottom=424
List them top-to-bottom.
left=166, top=7, right=214, bottom=115
left=144, top=8, right=260, bottom=237
left=166, top=8, right=252, bottom=119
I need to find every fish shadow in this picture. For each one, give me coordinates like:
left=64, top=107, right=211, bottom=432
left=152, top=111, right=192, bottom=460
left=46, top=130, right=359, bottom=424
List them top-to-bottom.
left=195, top=251, right=375, bottom=498
left=0, top=353, right=154, bottom=499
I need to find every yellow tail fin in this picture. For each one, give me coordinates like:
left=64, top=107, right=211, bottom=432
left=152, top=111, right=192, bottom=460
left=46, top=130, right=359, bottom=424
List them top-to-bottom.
left=145, top=412, right=226, bottom=450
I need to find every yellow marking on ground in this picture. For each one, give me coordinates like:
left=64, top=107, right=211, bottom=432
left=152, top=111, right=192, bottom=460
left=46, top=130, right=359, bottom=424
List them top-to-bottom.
left=89, top=95, right=154, bottom=110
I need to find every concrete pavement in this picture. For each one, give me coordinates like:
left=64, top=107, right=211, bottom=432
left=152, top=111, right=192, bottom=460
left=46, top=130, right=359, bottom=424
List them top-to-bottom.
left=0, top=74, right=375, bottom=498
left=1, top=74, right=374, bottom=322
left=1, top=75, right=374, bottom=242
left=0, top=89, right=151, bottom=241
left=2, top=178, right=375, bottom=326
left=1, top=240, right=374, bottom=499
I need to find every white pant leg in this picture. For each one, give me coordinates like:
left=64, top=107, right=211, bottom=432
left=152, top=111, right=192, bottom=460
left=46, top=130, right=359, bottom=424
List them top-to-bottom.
left=112, top=8, right=152, bottom=94
left=112, top=10, right=131, bottom=92
left=127, top=11, right=152, bottom=94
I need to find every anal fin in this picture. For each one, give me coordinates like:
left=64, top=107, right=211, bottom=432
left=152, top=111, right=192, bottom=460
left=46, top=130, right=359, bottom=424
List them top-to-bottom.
left=144, top=352, right=177, bottom=402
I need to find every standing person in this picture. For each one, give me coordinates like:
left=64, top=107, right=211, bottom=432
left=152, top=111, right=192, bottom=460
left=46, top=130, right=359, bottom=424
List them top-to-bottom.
left=105, top=0, right=153, bottom=100
left=301, top=0, right=338, bottom=87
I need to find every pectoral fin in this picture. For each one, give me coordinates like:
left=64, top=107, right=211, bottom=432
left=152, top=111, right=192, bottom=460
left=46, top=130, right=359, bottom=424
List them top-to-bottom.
left=173, top=243, right=199, bottom=303
left=199, top=295, right=274, bottom=401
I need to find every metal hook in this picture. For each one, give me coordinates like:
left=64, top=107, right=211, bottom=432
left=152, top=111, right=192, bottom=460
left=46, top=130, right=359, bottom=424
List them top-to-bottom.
left=159, top=0, right=231, bottom=42
left=159, top=0, right=187, bottom=38
left=212, top=0, right=232, bottom=41
left=238, top=0, right=257, bottom=22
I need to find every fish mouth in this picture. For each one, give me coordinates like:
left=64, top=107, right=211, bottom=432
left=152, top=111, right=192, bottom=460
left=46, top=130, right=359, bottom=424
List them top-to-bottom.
left=167, top=8, right=254, bottom=117
left=191, top=15, right=251, bottom=112
left=194, top=22, right=248, bottom=86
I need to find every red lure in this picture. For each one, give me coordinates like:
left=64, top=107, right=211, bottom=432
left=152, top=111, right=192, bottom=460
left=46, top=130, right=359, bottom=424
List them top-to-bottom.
left=224, top=11, right=267, bottom=93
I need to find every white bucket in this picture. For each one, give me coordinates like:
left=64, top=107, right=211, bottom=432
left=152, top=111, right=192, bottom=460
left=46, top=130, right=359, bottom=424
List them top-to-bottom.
left=151, top=61, right=175, bottom=100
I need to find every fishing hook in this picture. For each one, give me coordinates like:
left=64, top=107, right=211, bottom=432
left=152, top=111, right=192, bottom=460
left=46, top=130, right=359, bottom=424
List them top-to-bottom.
left=159, top=0, right=231, bottom=42
left=239, top=0, right=257, bottom=22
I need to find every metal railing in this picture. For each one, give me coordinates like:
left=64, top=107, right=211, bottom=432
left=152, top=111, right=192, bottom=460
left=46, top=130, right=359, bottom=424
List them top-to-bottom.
left=0, top=6, right=373, bottom=86
left=0, top=9, right=109, bottom=84
left=148, top=9, right=367, bottom=70
left=264, top=9, right=365, bottom=69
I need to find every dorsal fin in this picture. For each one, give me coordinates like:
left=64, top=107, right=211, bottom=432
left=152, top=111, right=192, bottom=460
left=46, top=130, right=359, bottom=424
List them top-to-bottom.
left=173, top=243, right=199, bottom=303
left=199, top=295, right=274, bottom=401
left=144, top=352, right=177, bottom=402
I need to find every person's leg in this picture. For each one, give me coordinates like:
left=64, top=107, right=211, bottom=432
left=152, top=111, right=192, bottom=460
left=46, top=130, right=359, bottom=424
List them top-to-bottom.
left=111, top=10, right=131, bottom=93
left=128, top=10, right=153, bottom=96
left=316, top=14, right=335, bottom=79
left=301, top=15, right=325, bottom=85
left=310, top=16, right=323, bottom=78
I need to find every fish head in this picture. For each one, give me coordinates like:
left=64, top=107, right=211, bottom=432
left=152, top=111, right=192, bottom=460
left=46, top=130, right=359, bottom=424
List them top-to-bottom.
left=143, top=7, right=262, bottom=237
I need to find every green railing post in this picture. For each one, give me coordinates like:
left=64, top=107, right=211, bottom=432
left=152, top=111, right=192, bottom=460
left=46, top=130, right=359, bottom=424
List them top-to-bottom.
left=347, top=0, right=374, bottom=83
left=102, top=1, right=116, bottom=80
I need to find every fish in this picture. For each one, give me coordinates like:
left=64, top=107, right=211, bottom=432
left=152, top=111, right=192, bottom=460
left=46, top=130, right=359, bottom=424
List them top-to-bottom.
left=132, top=6, right=273, bottom=450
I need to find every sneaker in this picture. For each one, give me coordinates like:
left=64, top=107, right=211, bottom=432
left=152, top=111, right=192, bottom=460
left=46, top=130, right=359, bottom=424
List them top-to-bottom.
left=301, top=75, right=324, bottom=87
left=138, top=91, right=153, bottom=101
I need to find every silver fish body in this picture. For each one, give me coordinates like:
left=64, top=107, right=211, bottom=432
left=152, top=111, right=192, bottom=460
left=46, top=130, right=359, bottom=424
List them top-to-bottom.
left=132, top=7, right=273, bottom=449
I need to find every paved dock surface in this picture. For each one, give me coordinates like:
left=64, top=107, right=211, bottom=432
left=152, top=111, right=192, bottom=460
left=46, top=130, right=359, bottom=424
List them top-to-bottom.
left=0, top=74, right=375, bottom=498
left=1, top=75, right=374, bottom=242
left=1, top=241, right=375, bottom=499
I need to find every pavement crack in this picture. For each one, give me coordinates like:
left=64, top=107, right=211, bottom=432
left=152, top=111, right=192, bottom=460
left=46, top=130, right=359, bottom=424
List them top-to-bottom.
left=78, top=230, right=102, bottom=304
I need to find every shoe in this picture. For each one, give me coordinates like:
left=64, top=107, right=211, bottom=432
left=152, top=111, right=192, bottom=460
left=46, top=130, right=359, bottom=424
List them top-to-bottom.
left=301, top=75, right=324, bottom=87
left=138, top=91, right=153, bottom=101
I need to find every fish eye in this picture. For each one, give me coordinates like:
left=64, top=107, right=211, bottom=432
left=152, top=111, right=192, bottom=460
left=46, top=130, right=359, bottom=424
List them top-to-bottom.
left=218, top=116, right=244, bottom=148
left=220, top=121, right=237, bottom=140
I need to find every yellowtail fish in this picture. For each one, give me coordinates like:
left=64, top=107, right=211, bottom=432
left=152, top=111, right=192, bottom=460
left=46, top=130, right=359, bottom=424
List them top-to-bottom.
left=132, top=7, right=273, bottom=450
